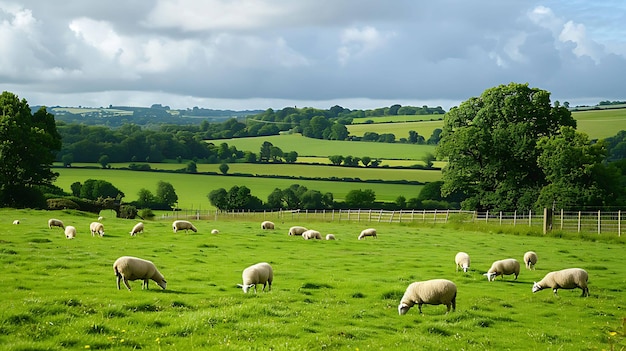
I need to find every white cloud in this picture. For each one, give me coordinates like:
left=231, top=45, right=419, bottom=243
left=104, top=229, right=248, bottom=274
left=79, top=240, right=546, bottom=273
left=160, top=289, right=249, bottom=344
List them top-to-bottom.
left=338, top=26, right=394, bottom=65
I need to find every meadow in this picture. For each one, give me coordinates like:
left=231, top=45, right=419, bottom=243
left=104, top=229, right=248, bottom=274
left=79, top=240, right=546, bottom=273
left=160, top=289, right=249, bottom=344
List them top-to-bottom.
left=1, top=208, right=624, bottom=350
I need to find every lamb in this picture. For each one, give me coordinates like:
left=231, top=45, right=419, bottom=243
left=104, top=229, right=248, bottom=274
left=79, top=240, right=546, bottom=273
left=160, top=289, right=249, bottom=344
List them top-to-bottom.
left=98, top=216, right=104, bottom=221
left=48, top=218, right=65, bottom=229
left=12, top=220, right=19, bottom=225
left=172, top=220, right=197, bottom=233
left=261, top=221, right=275, bottom=230
left=89, top=222, right=105, bottom=237
left=129, top=222, right=144, bottom=236
left=64, top=225, right=76, bottom=239
left=288, top=226, right=308, bottom=236
left=358, top=228, right=377, bottom=240
left=211, top=229, right=219, bottom=234
left=302, top=229, right=322, bottom=240
left=325, top=234, right=336, bottom=240
left=523, top=251, right=538, bottom=270
left=455, top=252, right=471, bottom=272
left=113, top=256, right=167, bottom=291
left=484, top=258, right=520, bottom=281
left=237, top=262, right=273, bottom=293
left=532, top=268, right=589, bottom=297
left=398, top=279, right=457, bottom=315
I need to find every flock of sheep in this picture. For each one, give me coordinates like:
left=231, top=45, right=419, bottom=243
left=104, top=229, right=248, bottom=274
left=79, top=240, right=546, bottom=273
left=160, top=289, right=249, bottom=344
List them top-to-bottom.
left=41, top=217, right=590, bottom=314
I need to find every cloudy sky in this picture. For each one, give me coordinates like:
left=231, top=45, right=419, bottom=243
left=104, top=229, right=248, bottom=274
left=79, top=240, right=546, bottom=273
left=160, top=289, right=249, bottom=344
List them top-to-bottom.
left=1, top=1, right=625, bottom=111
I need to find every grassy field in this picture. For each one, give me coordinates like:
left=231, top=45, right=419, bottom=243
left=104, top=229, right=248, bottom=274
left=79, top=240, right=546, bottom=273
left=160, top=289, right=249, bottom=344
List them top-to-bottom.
left=571, top=108, right=626, bottom=140
left=350, top=115, right=444, bottom=124
left=347, top=120, right=444, bottom=140
left=53, top=168, right=425, bottom=209
left=1, top=209, right=624, bottom=350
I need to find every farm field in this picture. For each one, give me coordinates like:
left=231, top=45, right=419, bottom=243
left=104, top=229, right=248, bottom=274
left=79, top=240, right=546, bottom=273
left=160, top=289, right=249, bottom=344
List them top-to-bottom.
left=571, top=108, right=626, bottom=140
left=350, top=115, right=444, bottom=124
left=347, top=120, right=444, bottom=140
left=53, top=168, right=425, bottom=209
left=1, top=209, right=624, bottom=350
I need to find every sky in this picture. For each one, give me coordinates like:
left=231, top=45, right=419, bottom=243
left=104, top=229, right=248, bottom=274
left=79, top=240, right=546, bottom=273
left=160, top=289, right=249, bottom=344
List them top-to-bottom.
left=1, top=0, right=625, bottom=111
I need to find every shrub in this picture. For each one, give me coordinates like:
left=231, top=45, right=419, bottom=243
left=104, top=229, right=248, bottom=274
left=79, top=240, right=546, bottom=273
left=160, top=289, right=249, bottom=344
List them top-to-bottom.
left=47, top=198, right=80, bottom=210
left=119, top=205, right=138, bottom=219
left=138, top=208, right=155, bottom=219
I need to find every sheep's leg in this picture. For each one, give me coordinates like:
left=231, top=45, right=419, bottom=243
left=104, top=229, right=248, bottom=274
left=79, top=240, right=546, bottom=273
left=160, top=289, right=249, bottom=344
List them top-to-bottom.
left=116, top=276, right=122, bottom=290
left=123, top=278, right=132, bottom=291
left=142, top=279, right=149, bottom=289
left=552, top=288, right=559, bottom=296
left=418, top=303, right=423, bottom=314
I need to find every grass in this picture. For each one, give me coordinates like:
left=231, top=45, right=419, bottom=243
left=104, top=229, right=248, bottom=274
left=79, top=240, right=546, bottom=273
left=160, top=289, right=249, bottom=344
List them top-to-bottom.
left=571, top=108, right=626, bottom=140
left=350, top=115, right=444, bottom=124
left=347, top=120, right=444, bottom=140
left=1, top=208, right=624, bottom=350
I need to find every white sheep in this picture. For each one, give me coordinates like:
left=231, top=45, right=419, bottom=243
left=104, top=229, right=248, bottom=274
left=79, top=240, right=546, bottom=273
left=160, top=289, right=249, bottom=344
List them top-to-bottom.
left=98, top=216, right=104, bottom=221
left=48, top=218, right=65, bottom=229
left=12, top=220, right=19, bottom=225
left=172, top=220, right=197, bottom=233
left=261, top=221, right=275, bottom=230
left=89, top=222, right=105, bottom=237
left=129, top=222, right=144, bottom=236
left=64, top=225, right=76, bottom=239
left=288, top=226, right=308, bottom=236
left=358, top=228, right=377, bottom=240
left=211, top=229, right=219, bottom=234
left=302, top=229, right=322, bottom=240
left=325, top=234, right=336, bottom=240
left=523, top=251, right=538, bottom=270
left=455, top=252, right=471, bottom=272
left=113, top=256, right=167, bottom=291
left=484, top=258, right=520, bottom=281
left=237, top=262, right=273, bottom=293
left=532, top=268, right=589, bottom=297
left=398, top=279, right=457, bottom=315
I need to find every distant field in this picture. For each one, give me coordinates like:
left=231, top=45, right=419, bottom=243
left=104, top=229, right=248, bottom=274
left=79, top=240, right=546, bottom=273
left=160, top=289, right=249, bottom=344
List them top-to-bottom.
left=51, top=107, right=133, bottom=115
left=571, top=108, right=626, bottom=139
left=351, top=115, right=444, bottom=124
left=348, top=120, right=443, bottom=139
left=54, top=168, right=425, bottom=209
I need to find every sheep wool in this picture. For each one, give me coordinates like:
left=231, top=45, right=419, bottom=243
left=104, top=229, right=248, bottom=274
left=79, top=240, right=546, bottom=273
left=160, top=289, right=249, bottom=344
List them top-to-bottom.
left=48, top=218, right=65, bottom=229
left=12, top=220, right=19, bottom=225
left=172, top=220, right=197, bottom=233
left=261, top=221, right=275, bottom=230
left=89, top=222, right=105, bottom=237
left=130, top=222, right=144, bottom=236
left=64, top=226, right=76, bottom=239
left=288, top=226, right=308, bottom=236
left=358, top=228, right=377, bottom=240
left=211, top=229, right=219, bottom=234
left=302, top=230, right=322, bottom=240
left=325, top=234, right=336, bottom=240
left=523, top=251, right=538, bottom=270
left=455, top=252, right=471, bottom=272
left=113, top=256, right=167, bottom=291
left=484, top=258, right=520, bottom=281
left=238, top=262, right=273, bottom=293
left=532, top=268, right=589, bottom=297
left=398, top=279, right=457, bottom=315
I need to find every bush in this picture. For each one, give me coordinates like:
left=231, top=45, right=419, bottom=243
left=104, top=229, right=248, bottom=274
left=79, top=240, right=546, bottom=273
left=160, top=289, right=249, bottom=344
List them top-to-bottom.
left=47, top=198, right=80, bottom=210
left=119, top=205, right=138, bottom=219
left=138, top=208, right=155, bottom=220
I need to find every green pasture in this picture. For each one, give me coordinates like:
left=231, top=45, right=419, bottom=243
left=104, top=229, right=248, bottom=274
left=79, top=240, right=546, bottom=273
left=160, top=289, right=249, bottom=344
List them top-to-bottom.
left=50, top=107, right=133, bottom=116
left=571, top=108, right=626, bottom=140
left=351, top=115, right=444, bottom=124
left=347, top=120, right=444, bottom=140
left=53, top=168, right=425, bottom=209
left=1, top=209, right=624, bottom=350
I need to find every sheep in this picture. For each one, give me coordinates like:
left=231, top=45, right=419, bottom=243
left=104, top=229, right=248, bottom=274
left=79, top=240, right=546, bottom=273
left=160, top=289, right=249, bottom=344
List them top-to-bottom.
left=98, top=216, right=104, bottom=221
left=48, top=218, right=65, bottom=229
left=12, top=220, right=19, bottom=225
left=172, top=220, right=197, bottom=233
left=261, top=221, right=275, bottom=230
left=89, top=222, right=105, bottom=237
left=129, top=222, right=144, bottom=236
left=64, top=225, right=76, bottom=239
left=288, top=226, right=308, bottom=236
left=358, top=228, right=377, bottom=240
left=211, top=229, right=219, bottom=234
left=302, top=229, right=322, bottom=240
left=325, top=234, right=336, bottom=240
left=523, top=251, right=538, bottom=270
left=455, top=252, right=471, bottom=272
left=113, top=256, right=167, bottom=291
left=484, top=258, right=520, bottom=281
left=237, top=262, right=273, bottom=293
left=532, top=268, right=589, bottom=297
left=398, top=279, right=457, bottom=315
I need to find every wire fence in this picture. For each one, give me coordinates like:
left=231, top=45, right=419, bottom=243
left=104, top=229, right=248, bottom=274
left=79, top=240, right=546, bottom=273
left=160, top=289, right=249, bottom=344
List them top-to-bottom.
left=161, top=208, right=625, bottom=236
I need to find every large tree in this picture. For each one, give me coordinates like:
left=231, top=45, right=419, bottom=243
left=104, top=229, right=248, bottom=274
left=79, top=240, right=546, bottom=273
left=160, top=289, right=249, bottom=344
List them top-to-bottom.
left=437, top=83, right=575, bottom=211
left=0, top=91, right=62, bottom=207
left=156, top=181, right=178, bottom=207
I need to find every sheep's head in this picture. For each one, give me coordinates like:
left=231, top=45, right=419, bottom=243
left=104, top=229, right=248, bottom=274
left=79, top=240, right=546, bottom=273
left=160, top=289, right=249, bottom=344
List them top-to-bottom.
left=483, top=272, right=497, bottom=281
left=157, top=279, right=167, bottom=289
left=531, top=282, right=542, bottom=293
left=237, top=283, right=255, bottom=293
left=398, top=303, right=411, bottom=315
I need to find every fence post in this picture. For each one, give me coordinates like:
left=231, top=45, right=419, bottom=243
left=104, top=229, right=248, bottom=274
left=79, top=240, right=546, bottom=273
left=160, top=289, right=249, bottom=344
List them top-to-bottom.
left=560, top=209, right=564, bottom=230
left=446, top=210, right=450, bottom=223
left=485, top=210, right=489, bottom=223
left=597, top=210, right=601, bottom=234
left=619, top=210, right=622, bottom=237
left=513, top=211, right=517, bottom=226
left=577, top=211, right=581, bottom=233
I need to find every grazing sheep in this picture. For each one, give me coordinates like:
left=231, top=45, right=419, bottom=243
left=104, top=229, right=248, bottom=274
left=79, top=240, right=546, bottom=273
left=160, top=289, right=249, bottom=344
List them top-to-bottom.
left=98, top=216, right=104, bottom=221
left=48, top=218, right=65, bottom=229
left=12, top=220, right=19, bottom=225
left=172, top=220, right=197, bottom=233
left=261, top=221, right=275, bottom=230
left=89, top=222, right=105, bottom=237
left=129, top=222, right=144, bottom=236
left=64, top=226, right=76, bottom=239
left=288, top=226, right=308, bottom=236
left=358, top=228, right=377, bottom=240
left=211, top=229, right=219, bottom=234
left=302, top=229, right=322, bottom=240
left=325, top=234, right=336, bottom=240
left=523, top=251, right=538, bottom=270
left=455, top=252, right=471, bottom=272
left=113, top=256, right=167, bottom=291
left=484, top=258, right=520, bottom=281
left=237, top=262, right=273, bottom=293
left=532, top=268, right=589, bottom=297
left=398, top=279, right=457, bottom=315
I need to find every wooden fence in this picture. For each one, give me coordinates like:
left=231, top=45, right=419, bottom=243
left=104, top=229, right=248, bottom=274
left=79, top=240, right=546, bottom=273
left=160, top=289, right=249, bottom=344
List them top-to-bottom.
left=162, top=208, right=625, bottom=236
